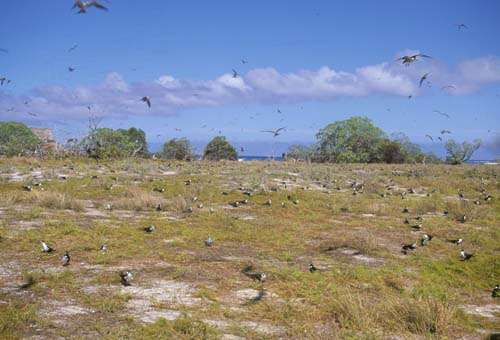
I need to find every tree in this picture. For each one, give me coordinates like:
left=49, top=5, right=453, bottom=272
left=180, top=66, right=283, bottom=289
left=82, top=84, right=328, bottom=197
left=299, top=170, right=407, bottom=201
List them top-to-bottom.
left=315, top=116, right=386, bottom=163
left=0, top=121, right=42, bottom=157
left=81, top=126, right=149, bottom=159
left=117, top=127, right=148, bottom=156
left=203, top=136, right=237, bottom=161
left=162, top=138, right=194, bottom=160
left=375, top=139, right=407, bottom=163
left=445, top=139, right=481, bottom=164
left=285, top=144, right=313, bottom=161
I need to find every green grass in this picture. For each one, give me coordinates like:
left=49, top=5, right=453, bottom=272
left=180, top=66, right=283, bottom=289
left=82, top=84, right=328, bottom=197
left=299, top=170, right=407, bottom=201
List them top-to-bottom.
left=0, top=158, right=498, bottom=338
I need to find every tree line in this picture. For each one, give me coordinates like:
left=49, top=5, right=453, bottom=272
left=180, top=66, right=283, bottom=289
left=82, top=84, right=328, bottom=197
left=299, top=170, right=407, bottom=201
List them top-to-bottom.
left=0, top=117, right=481, bottom=164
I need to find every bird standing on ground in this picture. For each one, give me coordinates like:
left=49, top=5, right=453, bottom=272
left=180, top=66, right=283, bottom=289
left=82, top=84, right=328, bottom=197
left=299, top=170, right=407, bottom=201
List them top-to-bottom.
left=144, top=225, right=156, bottom=233
left=204, top=236, right=214, bottom=247
left=447, top=238, right=463, bottom=245
left=41, top=242, right=54, bottom=253
left=402, top=242, right=417, bottom=254
left=460, top=250, right=474, bottom=261
left=61, top=251, right=71, bottom=266
left=309, top=263, right=318, bottom=273
left=242, top=265, right=266, bottom=282
left=120, top=271, right=133, bottom=286
left=492, top=285, right=500, bottom=298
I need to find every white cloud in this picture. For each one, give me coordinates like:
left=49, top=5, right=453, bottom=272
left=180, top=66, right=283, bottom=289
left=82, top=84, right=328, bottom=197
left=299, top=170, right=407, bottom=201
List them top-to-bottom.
left=1, top=52, right=500, bottom=121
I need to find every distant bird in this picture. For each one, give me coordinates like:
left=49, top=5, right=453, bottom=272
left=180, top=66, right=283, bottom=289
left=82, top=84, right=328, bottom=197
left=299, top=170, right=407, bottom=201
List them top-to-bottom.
left=73, top=1, right=108, bottom=13
left=457, top=23, right=468, bottom=30
left=68, top=44, right=78, bottom=52
left=0, top=48, right=7, bottom=53
left=396, top=53, right=432, bottom=66
left=241, top=59, right=248, bottom=64
left=68, top=66, right=75, bottom=72
left=232, top=69, right=239, bottom=78
left=419, top=72, right=431, bottom=87
left=0, top=77, right=10, bottom=86
left=441, top=85, right=456, bottom=92
left=408, top=95, right=413, bottom=99
left=141, top=96, right=151, bottom=108
left=277, top=108, right=282, bottom=114
left=433, top=110, right=450, bottom=118
left=28, top=112, right=38, bottom=117
left=261, top=127, right=286, bottom=137
left=440, top=130, right=451, bottom=134
left=425, top=134, right=434, bottom=142
left=437, top=136, right=443, bottom=142
left=240, top=147, right=245, bottom=152
left=184, top=179, right=192, bottom=185
left=23, top=184, right=33, bottom=191
left=153, top=187, right=165, bottom=193
left=265, top=199, right=272, bottom=206
left=402, top=207, right=409, bottom=213
left=458, top=214, right=467, bottom=223
left=411, top=224, right=423, bottom=231
left=144, top=225, right=156, bottom=233
left=420, top=234, right=433, bottom=246
left=204, top=236, right=214, bottom=247
left=447, top=238, right=463, bottom=245
left=41, top=241, right=54, bottom=253
left=402, top=242, right=417, bottom=254
left=100, top=244, right=108, bottom=252
left=460, top=250, right=474, bottom=261
left=61, top=251, right=71, bottom=266
left=309, top=263, right=318, bottom=273
left=242, top=265, right=266, bottom=282
left=120, top=271, right=133, bottom=286
left=19, top=275, right=35, bottom=290
left=492, top=285, right=500, bottom=298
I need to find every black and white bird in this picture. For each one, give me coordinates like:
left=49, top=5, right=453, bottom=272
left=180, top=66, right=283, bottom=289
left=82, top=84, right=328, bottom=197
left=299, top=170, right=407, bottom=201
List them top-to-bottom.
left=73, top=1, right=108, bottom=13
left=396, top=53, right=432, bottom=66
left=419, top=72, right=431, bottom=87
left=141, top=96, right=151, bottom=108
left=23, top=185, right=33, bottom=191
left=458, top=214, right=467, bottom=223
left=144, top=225, right=156, bottom=233
left=420, top=234, right=433, bottom=246
left=204, top=236, right=214, bottom=247
left=447, top=238, right=463, bottom=245
left=41, top=241, right=54, bottom=253
left=402, top=242, right=417, bottom=254
left=100, top=244, right=108, bottom=252
left=460, top=250, right=474, bottom=261
left=61, top=251, right=71, bottom=266
left=309, top=263, right=318, bottom=273
left=242, top=265, right=266, bottom=282
left=120, top=271, right=133, bottom=286
left=492, top=285, right=500, bottom=298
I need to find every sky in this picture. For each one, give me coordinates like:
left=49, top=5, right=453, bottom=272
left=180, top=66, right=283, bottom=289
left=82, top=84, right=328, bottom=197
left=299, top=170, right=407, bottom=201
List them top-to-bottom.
left=1, top=0, right=499, bottom=158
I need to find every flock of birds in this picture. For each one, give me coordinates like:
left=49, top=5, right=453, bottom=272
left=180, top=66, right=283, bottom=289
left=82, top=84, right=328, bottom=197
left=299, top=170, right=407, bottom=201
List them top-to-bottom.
left=0, top=1, right=481, bottom=147
left=23, top=171, right=497, bottom=299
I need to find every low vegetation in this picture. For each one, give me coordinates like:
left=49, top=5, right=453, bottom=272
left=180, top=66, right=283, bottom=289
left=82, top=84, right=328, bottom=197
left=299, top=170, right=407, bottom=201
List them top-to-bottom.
left=0, top=158, right=497, bottom=338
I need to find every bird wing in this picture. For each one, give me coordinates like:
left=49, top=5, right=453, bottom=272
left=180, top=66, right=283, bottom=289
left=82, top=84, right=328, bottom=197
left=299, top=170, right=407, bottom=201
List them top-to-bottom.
left=89, top=1, right=108, bottom=10
left=418, top=54, right=432, bottom=59
left=276, top=127, right=286, bottom=133
left=260, top=130, right=275, bottom=134
left=425, top=134, right=433, bottom=141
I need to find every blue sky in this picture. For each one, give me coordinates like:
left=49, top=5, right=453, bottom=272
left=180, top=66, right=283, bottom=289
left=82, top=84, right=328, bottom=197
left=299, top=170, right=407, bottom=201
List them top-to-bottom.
left=1, top=0, right=499, bottom=157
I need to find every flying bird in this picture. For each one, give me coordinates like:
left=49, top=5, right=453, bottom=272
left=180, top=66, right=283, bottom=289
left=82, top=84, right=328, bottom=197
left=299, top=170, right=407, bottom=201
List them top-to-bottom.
left=73, top=1, right=108, bottom=13
left=457, top=24, right=468, bottom=30
left=68, top=44, right=78, bottom=52
left=0, top=48, right=7, bottom=53
left=396, top=53, right=432, bottom=66
left=241, top=59, right=248, bottom=64
left=68, top=67, right=75, bottom=72
left=232, top=69, right=239, bottom=78
left=419, top=73, right=431, bottom=87
left=0, top=77, right=10, bottom=86
left=441, top=85, right=456, bottom=91
left=141, top=96, right=151, bottom=108
left=434, top=110, right=450, bottom=118
left=28, top=112, right=38, bottom=117
left=261, top=127, right=286, bottom=137
left=441, top=129, right=451, bottom=134
left=425, top=134, right=434, bottom=142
